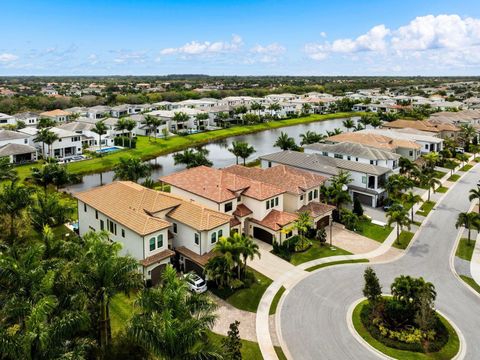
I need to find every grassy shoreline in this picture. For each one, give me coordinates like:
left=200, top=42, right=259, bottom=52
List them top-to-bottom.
left=15, top=112, right=362, bottom=180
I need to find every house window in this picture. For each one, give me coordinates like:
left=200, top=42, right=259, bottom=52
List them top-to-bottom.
left=24, top=138, right=28, bottom=144
left=425, top=144, right=429, bottom=149
left=409, top=150, right=413, bottom=156
left=322, top=151, right=328, bottom=156
left=334, top=153, right=343, bottom=159
left=347, top=156, right=351, bottom=161
left=356, top=157, right=359, bottom=161
left=370, top=160, right=374, bottom=165
left=268, top=161, right=272, bottom=168
left=362, top=176, right=367, bottom=184
left=314, top=189, right=318, bottom=198
left=308, top=192, right=313, bottom=201
left=300, top=195, right=304, bottom=201
left=237, top=196, right=241, bottom=203
left=275, top=197, right=279, bottom=206
left=270, top=199, right=275, bottom=208
left=266, top=201, right=270, bottom=210
left=224, top=202, right=233, bottom=212
left=84, top=203, right=87, bottom=212
left=95, top=210, right=98, bottom=219
left=100, top=220, right=104, bottom=231
left=108, top=220, right=116, bottom=235
left=173, top=223, right=177, bottom=233
left=121, top=229, right=125, bottom=238
left=218, top=229, right=223, bottom=239
left=285, top=230, right=293, bottom=238
left=211, top=232, right=217, bottom=244
left=194, top=233, right=199, bottom=245
left=157, top=234, right=163, bottom=248
left=149, top=238, right=155, bottom=251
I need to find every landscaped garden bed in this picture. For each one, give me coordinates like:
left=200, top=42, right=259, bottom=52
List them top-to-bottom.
left=459, top=164, right=473, bottom=172
left=447, top=174, right=460, bottom=182
left=416, top=201, right=435, bottom=217
left=355, top=219, right=392, bottom=243
left=392, top=231, right=415, bottom=250
left=455, top=238, right=476, bottom=261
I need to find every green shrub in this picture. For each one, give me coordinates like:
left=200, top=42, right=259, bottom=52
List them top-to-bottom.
left=114, top=136, right=137, bottom=148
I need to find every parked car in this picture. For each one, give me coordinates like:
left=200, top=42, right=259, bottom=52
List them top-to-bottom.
left=455, top=147, right=465, bottom=154
left=184, top=273, right=207, bottom=294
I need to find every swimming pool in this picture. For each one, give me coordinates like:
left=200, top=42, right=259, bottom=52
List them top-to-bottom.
left=96, top=146, right=121, bottom=153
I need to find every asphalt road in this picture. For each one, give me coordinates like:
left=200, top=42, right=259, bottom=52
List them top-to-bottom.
left=279, top=164, right=480, bottom=360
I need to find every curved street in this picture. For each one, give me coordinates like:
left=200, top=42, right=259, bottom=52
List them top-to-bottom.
left=279, top=164, right=480, bottom=359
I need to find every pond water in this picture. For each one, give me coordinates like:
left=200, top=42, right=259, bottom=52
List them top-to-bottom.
left=65, top=116, right=359, bottom=193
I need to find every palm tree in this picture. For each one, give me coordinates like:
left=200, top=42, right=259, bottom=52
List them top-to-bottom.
left=301, top=103, right=312, bottom=115
left=172, top=112, right=190, bottom=131
left=215, top=112, right=230, bottom=128
left=142, top=114, right=155, bottom=141
left=37, top=117, right=56, bottom=129
left=369, top=117, right=382, bottom=128
left=114, top=118, right=128, bottom=147
left=124, top=118, right=137, bottom=148
left=342, top=118, right=355, bottom=132
left=92, top=120, right=108, bottom=153
left=459, top=124, right=476, bottom=147
left=34, top=128, right=51, bottom=158
left=326, top=128, right=343, bottom=137
left=300, top=130, right=326, bottom=145
left=274, top=132, right=297, bottom=151
left=228, top=141, right=256, bottom=165
left=173, top=148, right=212, bottom=168
left=423, top=152, right=440, bottom=169
left=0, top=156, right=17, bottom=181
left=113, top=157, right=152, bottom=182
left=399, top=157, right=416, bottom=176
left=31, top=161, right=76, bottom=191
left=425, top=176, right=441, bottom=201
left=0, top=181, right=34, bottom=240
left=469, top=187, right=480, bottom=214
left=30, top=191, right=74, bottom=230
left=402, top=191, right=423, bottom=222
left=387, top=207, right=411, bottom=245
left=294, top=211, right=313, bottom=248
left=456, top=212, right=480, bottom=245
left=79, top=231, right=142, bottom=348
left=238, top=234, right=260, bottom=278
left=213, top=235, right=243, bottom=279
left=127, top=265, right=221, bottom=359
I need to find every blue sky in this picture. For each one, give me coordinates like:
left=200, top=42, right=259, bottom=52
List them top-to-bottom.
left=1, top=0, right=480, bottom=76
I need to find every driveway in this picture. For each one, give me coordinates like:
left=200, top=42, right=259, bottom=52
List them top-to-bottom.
left=279, top=164, right=480, bottom=359
left=330, top=223, right=384, bottom=255
left=249, top=240, right=298, bottom=282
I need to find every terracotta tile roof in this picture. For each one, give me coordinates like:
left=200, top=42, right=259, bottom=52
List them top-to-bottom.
left=39, top=109, right=71, bottom=117
left=383, top=120, right=460, bottom=133
left=328, top=132, right=421, bottom=150
left=223, top=165, right=327, bottom=195
left=160, top=166, right=284, bottom=202
left=75, top=181, right=230, bottom=235
left=297, top=202, right=335, bottom=219
left=233, top=204, right=253, bottom=217
left=249, top=210, right=298, bottom=231
left=230, top=218, right=241, bottom=227
left=176, top=246, right=216, bottom=267
left=140, top=249, right=175, bottom=267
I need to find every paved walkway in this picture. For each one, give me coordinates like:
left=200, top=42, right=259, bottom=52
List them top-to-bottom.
left=330, top=223, right=384, bottom=255
left=470, top=230, right=480, bottom=285
left=249, top=240, right=296, bottom=281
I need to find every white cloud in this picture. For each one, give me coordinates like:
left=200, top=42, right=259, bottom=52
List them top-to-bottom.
left=160, top=34, right=243, bottom=56
left=250, top=43, right=286, bottom=55
left=113, top=51, right=147, bottom=64
left=0, top=53, right=19, bottom=63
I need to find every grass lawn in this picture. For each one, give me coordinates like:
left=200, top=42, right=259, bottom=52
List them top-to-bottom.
left=15, top=112, right=360, bottom=180
left=441, top=161, right=459, bottom=169
left=459, top=164, right=473, bottom=172
left=432, top=170, right=447, bottom=179
left=447, top=174, right=461, bottom=182
left=435, top=186, right=448, bottom=193
left=416, top=201, right=435, bottom=217
left=355, top=219, right=392, bottom=243
left=392, top=231, right=415, bottom=250
left=455, top=238, right=476, bottom=261
left=289, top=242, right=351, bottom=265
left=306, top=259, right=368, bottom=272
left=210, top=268, right=272, bottom=312
left=460, top=276, right=480, bottom=294
left=269, top=286, right=286, bottom=315
left=110, top=292, right=137, bottom=335
left=352, top=300, right=460, bottom=360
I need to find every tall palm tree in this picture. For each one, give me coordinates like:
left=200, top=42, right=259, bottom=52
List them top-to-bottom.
left=172, top=112, right=190, bottom=132
left=142, top=114, right=155, bottom=141
left=37, top=117, right=56, bottom=129
left=369, top=117, right=383, bottom=128
left=114, top=118, right=128, bottom=147
left=124, top=118, right=137, bottom=148
left=342, top=118, right=355, bottom=132
left=92, top=120, right=108, bottom=153
left=459, top=124, right=476, bottom=147
left=34, top=128, right=51, bottom=158
left=43, top=130, right=59, bottom=158
left=300, top=130, right=326, bottom=145
left=274, top=132, right=297, bottom=151
left=228, top=141, right=256, bottom=165
left=173, top=148, right=212, bottom=168
left=423, top=152, right=440, bottom=169
left=0, top=156, right=17, bottom=181
left=113, top=157, right=152, bottom=182
left=399, top=157, right=416, bottom=176
left=425, top=176, right=441, bottom=201
left=0, top=181, right=34, bottom=240
left=469, top=187, right=480, bottom=214
left=30, top=191, right=74, bottom=230
left=402, top=191, right=423, bottom=222
left=387, top=207, right=411, bottom=245
left=293, top=211, right=313, bottom=248
left=456, top=212, right=480, bottom=245
left=79, top=231, right=142, bottom=348
left=238, top=234, right=260, bottom=278
left=213, top=235, right=243, bottom=279
left=127, top=265, right=221, bottom=360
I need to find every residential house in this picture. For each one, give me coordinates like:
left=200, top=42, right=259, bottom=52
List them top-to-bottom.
left=86, top=105, right=112, bottom=119
left=39, top=109, right=71, bottom=123
left=13, top=112, right=39, bottom=126
left=0, top=113, right=16, bottom=126
left=381, top=119, right=460, bottom=139
left=20, top=127, right=83, bottom=158
left=0, top=129, right=36, bottom=163
left=75, top=181, right=231, bottom=283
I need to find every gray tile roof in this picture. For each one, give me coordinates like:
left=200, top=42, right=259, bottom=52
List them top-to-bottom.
left=0, top=130, right=29, bottom=141
left=304, top=142, right=400, bottom=161
left=0, top=143, right=36, bottom=156
left=260, top=151, right=391, bottom=176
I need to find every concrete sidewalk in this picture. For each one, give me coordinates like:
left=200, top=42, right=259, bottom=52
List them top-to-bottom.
left=470, top=230, right=480, bottom=286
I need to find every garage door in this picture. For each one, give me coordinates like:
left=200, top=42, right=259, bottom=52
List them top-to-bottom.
left=353, top=192, right=373, bottom=207
left=316, top=216, right=330, bottom=229
left=253, top=227, right=274, bottom=244
left=185, top=259, right=204, bottom=276
left=150, top=264, right=167, bottom=286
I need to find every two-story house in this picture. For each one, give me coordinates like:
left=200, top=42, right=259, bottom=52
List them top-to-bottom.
left=39, top=109, right=71, bottom=123
left=21, top=126, right=83, bottom=158
left=0, top=129, right=37, bottom=163
left=260, top=151, right=392, bottom=208
left=75, top=181, right=231, bottom=284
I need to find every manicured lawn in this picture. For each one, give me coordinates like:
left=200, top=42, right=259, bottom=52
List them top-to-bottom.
left=15, top=112, right=360, bottom=180
left=441, top=161, right=459, bottom=169
left=459, top=164, right=473, bottom=172
left=432, top=170, right=447, bottom=179
left=447, top=174, right=461, bottom=182
left=435, top=186, right=448, bottom=193
left=416, top=201, right=435, bottom=217
left=355, top=220, right=392, bottom=243
left=392, top=231, right=415, bottom=250
left=455, top=238, right=476, bottom=261
left=289, top=242, right=351, bottom=265
left=306, top=259, right=368, bottom=272
left=210, top=269, right=272, bottom=312
left=460, top=276, right=480, bottom=294
left=269, top=286, right=286, bottom=315
left=110, top=292, right=137, bottom=335
left=352, top=300, right=460, bottom=360
left=208, top=331, right=286, bottom=360
left=275, top=346, right=288, bottom=360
